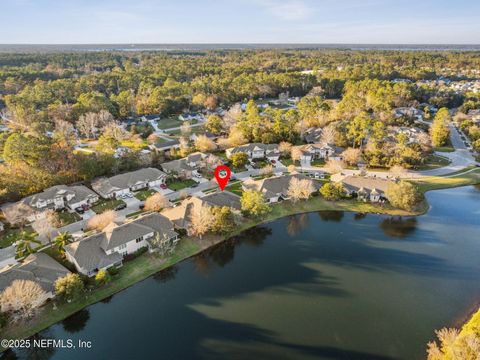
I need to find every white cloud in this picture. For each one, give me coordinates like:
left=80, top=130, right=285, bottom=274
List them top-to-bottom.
left=256, top=0, right=312, bottom=21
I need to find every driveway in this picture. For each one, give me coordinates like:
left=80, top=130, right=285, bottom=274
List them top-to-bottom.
left=418, top=125, right=477, bottom=176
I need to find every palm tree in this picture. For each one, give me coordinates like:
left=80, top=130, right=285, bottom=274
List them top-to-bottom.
left=16, top=231, right=41, bottom=258
left=54, top=232, right=73, bottom=255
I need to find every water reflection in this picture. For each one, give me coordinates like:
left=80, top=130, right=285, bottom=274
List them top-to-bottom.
left=8, top=187, right=479, bottom=360
left=318, top=211, right=344, bottom=222
left=354, top=213, right=367, bottom=221
left=287, top=214, right=310, bottom=236
left=380, top=217, right=418, bottom=238
left=237, top=226, right=272, bottom=247
left=153, top=266, right=178, bottom=284
left=100, top=295, right=113, bottom=304
left=62, top=309, right=90, bottom=334
left=3, top=332, right=57, bottom=360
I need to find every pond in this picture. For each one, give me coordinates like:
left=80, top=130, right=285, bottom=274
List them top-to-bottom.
left=4, top=186, right=480, bottom=360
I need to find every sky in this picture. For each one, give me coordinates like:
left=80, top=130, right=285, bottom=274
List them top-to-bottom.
left=1, top=0, right=480, bottom=44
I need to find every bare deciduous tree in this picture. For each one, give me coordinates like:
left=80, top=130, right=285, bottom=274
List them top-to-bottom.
left=223, top=103, right=242, bottom=130
left=77, top=111, right=114, bottom=139
left=54, top=119, right=76, bottom=144
left=103, top=121, right=128, bottom=142
left=180, top=121, right=191, bottom=137
left=320, top=124, right=337, bottom=145
left=225, top=127, right=247, bottom=148
left=194, top=135, right=217, bottom=152
left=278, top=141, right=293, bottom=156
left=291, top=147, right=302, bottom=163
left=341, top=147, right=362, bottom=166
left=325, top=159, right=346, bottom=174
left=260, top=164, right=274, bottom=177
left=390, top=165, right=407, bottom=178
left=287, top=177, right=316, bottom=203
left=144, top=193, right=171, bottom=212
left=188, top=204, right=213, bottom=239
left=86, top=210, right=117, bottom=231
left=32, top=218, right=57, bottom=244
left=0, top=280, right=49, bottom=320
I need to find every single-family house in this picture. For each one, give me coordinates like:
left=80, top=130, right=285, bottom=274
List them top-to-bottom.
left=393, top=107, right=423, bottom=120
left=178, top=112, right=204, bottom=122
left=150, top=139, right=181, bottom=152
left=226, top=143, right=280, bottom=161
left=296, top=143, right=344, bottom=164
left=161, top=152, right=221, bottom=179
left=92, top=168, right=167, bottom=199
left=242, top=174, right=320, bottom=203
left=336, top=175, right=392, bottom=203
left=1, top=185, right=99, bottom=224
left=201, top=191, right=242, bottom=212
left=161, top=192, right=241, bottom=233
left=65, top=213, right=178, bottom=276
left=0, top=245, right=17, bottom=270
left=0, top=253, right=70, bottom=299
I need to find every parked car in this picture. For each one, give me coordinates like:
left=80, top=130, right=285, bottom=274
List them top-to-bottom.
left=270, top=159, right=276, bottom=164
left=160, top=183, right=167, bottom=189
left=127, top=193, right=134, bottom=198
left=115, top=203, right=127, bottom=211
left=139, top=204, right=145, bottom=210
left=75, top=207, right=85, bottom=214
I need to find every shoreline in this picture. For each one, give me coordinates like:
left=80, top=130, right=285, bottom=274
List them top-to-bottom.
left=1, top=178, right=479, bottom=350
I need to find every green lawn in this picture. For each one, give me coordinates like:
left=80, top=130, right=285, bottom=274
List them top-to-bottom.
left=156, top=117, right=185, bottom=130
left=168, top=125, right=204, bottom=137
left=154, top=137, right=176, bottom=146
left=434, top=139, right=455, bottom=152
left=416, top=154, right=451, bottom=170
left=280, top=157, right=294, bottom=167
left=252, top=159, right=271, bottom=168
left=311, top=159, right=326, bottom=167
left=413, top=167, right=480, bottom=193
left=167, top=179, right=197, bottom=191
left=225, top=181, right=243, bottom=196
left=134, top=189, right=157, bottom=201
left=91, top=199, right=126, bottom=214
left=126, top=210, right=145, bottom=218
left=57, top=211, right=81, bottom=226
left=0, top=227, right=36, bottom=249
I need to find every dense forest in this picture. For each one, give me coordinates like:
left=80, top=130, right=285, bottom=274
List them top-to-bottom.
left=1, top=49, right=480, bottom=203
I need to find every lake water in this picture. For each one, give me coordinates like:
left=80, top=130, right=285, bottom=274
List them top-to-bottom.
left=3, top=186, right=480, bottom=360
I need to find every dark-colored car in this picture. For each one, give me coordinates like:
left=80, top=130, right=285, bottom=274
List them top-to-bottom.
left=160, top=183, right=167, bottom=189
left=115, top=203, right=127, bottom=211
left=139, top=204, right=145, bottom=210
left=75, top=207, right=85, bottom=214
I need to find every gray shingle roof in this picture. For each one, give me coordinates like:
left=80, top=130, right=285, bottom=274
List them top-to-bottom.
left=227, top=143, right=279, bottom=155
left=92, top=168, right=167, bottom=197
left=243, top=174, right=320, bottom=199
left=339, top=176, right=392, bottom=196
left=202, top=191, right=242, bottom=210
left=65, top=213, right=176, bottom=272
left=65, top=234, right=123, bottom=274
left=0, top=253, right=70, bottom=294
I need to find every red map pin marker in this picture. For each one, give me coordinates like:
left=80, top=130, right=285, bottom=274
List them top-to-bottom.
left=214, top=165, right=231, bottom=191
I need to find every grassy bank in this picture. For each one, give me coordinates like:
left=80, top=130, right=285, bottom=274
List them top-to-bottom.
left=413, top=167, right=480, bottom=193
left=2, top=170, right=480, bottom=347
